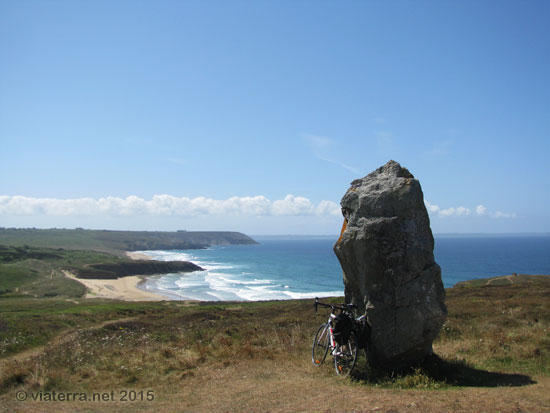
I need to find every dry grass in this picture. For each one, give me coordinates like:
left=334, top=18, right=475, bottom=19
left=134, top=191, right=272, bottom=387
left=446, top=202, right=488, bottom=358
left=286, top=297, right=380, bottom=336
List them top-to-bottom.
left=1, top=275, right=549, bottom=412
left=435, top=275, right=550, bottom=377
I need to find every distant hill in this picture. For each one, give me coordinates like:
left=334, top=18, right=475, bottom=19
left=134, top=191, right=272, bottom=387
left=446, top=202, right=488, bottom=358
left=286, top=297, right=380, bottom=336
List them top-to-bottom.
left=0, top=228, right=258, bottom=254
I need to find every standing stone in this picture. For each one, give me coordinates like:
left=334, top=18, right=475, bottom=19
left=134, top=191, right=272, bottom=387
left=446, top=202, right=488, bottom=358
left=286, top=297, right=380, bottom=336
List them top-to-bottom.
left=333, top=160, right=447, bottom=368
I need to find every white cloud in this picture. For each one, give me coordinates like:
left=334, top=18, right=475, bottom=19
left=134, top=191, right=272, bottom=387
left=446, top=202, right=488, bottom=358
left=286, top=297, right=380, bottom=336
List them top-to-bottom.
left=303, top=134, right=362, bottom=175
left=314, top=154, right=362, bottom=175
left=0, top=195, right=341, bottom=218
left=0, top=195, right=515, bottom=222
left=271, top=195, right=314, bottom=216
left=316, top=200, right=341, bottom=216
left=424, top=201, right=440, bottom=214
left=425, top=201, right=514, bottom=219
left=474, top=204, right=516, bottom=219
left=475, top=205, right=487, bottom=215
left=456, top=206, right=471, bottom=216
left=439, top=207, right=465, bottom=217
left=492, top=211, right=517, bottom=219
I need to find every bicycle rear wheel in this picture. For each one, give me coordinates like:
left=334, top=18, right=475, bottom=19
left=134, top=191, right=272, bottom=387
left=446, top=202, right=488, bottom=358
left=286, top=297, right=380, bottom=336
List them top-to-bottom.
left=312, top=323, right=330, bottom=366
left=334, top=330, right=358, bottom=376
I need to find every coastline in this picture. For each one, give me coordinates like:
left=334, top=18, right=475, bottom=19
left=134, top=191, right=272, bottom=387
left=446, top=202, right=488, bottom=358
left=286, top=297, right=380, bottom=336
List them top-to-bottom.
left=123, top=250, right=200, bottom=301
left=125, top=251, right=154, bottom=260
left=63, top=270, right=167, bottom=301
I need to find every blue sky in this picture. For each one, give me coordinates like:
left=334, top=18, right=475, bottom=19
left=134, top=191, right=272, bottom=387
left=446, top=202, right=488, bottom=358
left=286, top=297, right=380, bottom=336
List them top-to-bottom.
left=1, top=1, right=549, bottom=235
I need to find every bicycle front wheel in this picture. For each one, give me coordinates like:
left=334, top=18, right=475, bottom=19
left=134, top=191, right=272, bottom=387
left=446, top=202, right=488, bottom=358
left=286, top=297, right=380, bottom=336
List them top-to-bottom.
left=312, top=323, right=330, bottom=366
left=334, top=330, right=358, bottom=376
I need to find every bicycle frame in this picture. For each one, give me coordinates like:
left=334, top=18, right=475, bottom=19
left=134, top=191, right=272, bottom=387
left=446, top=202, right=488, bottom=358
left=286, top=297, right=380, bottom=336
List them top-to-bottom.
left=312, top=298, right=362, bottom=376
left=327, top=312, right=337, bottom=355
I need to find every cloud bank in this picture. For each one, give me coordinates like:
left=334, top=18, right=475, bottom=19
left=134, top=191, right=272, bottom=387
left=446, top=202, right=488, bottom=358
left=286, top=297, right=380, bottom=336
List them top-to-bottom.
left=0, top=195, right=342, bottom=218
left=0, top=195, right=516, bottom=225
left=425, top=201, right=516, bottom=219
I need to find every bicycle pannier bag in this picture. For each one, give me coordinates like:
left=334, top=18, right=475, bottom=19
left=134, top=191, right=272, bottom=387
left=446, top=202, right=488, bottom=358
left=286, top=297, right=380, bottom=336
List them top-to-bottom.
left=332, top=313, right=352, bottom=345
left=355, top=321, right=371, bottom=349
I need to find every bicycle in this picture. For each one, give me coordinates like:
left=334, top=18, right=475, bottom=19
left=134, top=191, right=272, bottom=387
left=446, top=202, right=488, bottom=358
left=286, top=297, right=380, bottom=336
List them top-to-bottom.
left=312, top=297, right=369, bottom=376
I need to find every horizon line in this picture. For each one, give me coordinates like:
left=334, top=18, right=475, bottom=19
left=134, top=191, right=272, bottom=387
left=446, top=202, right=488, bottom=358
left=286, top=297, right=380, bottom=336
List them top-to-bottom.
left=2, top=227, right=550, bottom=237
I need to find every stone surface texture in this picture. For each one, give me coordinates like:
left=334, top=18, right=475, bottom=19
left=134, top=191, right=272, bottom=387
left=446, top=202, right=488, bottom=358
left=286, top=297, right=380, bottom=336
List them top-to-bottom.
left=333, top=160, right=447, bottom=367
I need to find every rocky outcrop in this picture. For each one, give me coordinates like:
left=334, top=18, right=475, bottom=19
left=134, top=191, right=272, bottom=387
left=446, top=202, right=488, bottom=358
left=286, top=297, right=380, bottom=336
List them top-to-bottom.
left=333, top=160, right=447, bottom=368
left=76, top=261, right=204, bottom=279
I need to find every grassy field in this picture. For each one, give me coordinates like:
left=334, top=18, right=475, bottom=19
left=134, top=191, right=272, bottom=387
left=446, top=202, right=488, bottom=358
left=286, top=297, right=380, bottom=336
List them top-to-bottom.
left=0, top=245, right=134, bottom=299
left=0, top=275, right=549, bottom=412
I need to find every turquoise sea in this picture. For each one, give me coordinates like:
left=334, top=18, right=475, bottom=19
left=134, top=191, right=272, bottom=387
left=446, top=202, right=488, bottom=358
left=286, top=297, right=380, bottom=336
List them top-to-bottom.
left=139, top=235, right=550, bottom=301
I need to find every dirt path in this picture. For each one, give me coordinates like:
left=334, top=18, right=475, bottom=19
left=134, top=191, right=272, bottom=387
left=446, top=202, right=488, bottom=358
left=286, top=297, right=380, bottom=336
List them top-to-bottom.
left=487, top=275, right=515, bottom=285
left=0, top=317, right=137, bottom=371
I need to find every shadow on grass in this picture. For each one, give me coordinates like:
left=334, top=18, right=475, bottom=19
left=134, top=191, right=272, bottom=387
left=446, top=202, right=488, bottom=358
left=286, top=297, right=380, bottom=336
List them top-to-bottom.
left=352, top=354, right=536, bottom=388
left=421, top=355, right=536, bottom=387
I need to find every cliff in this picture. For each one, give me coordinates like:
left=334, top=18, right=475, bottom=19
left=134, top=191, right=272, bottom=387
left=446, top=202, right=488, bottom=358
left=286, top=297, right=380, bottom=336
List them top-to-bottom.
left=0, top=228, right=258, bottom=254
left=75, top=260, right=204, bottom=279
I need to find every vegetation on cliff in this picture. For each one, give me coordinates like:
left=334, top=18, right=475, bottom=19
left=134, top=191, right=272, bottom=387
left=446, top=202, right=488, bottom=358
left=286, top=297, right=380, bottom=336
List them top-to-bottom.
left=0, top=228, right=257, bottom=254
left=0, top=228, right=253, bottom=295
left=0, top=245, right=201, bottom=297
left=75, top=261, right=203, bottom=279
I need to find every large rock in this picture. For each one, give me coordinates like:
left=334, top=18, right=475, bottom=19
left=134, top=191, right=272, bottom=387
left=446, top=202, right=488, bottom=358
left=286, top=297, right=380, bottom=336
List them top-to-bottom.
left=333, top=160, right=447, bottom=368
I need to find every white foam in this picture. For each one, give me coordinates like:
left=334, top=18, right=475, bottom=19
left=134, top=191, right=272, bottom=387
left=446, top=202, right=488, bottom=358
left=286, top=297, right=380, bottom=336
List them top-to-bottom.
left=139, top=250, right=195, bottom=262
left=203, top=264, right=235, bottom=271
left=205, top=273, right=244, bottom=293
left=175, top=276, right=207, bottom=289
left=219, top=276, right=270, bottom=286
left=234, top=285, right=290, bottom=301
left=206, top=289, right=242, bottom=301
left=282, top=290, right=343, bottom=300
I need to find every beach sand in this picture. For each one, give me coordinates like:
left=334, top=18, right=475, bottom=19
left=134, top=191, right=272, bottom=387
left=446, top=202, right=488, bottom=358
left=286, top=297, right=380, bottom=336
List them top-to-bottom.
left=125, top=251, right=153, bottom=260
left=63, top=270, right=166, bottom=301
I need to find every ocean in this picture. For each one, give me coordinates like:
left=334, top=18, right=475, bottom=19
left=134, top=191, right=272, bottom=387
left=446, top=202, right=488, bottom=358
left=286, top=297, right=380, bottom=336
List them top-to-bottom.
left=139, top=235, right=550, bottom=301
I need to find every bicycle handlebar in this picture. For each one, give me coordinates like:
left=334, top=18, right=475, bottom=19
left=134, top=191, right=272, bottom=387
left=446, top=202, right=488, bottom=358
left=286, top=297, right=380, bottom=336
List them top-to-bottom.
left=314, top=297, right=356, bottom=314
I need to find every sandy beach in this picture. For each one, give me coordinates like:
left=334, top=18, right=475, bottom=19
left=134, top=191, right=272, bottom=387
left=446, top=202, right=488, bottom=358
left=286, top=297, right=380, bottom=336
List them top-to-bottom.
left=125, top=251, right=153, bottom=260
left=63, top=270, right=166, bottom=301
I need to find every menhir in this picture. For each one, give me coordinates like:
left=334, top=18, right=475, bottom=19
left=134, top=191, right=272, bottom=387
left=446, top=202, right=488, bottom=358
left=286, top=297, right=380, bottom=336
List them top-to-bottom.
left=333, top=160, right=447, bottom=368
